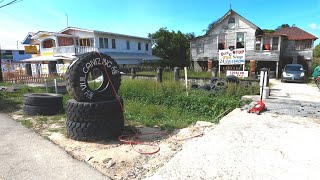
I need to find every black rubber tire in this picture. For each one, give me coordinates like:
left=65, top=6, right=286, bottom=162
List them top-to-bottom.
left=66, top=52, right=121, bottom=102
left=226, top=75, right=239, bottom=83
left=210, top=77, right=220, bottom=84
left=215, top=81, right=227, bottom=88
left=191, top=84, right=200, bottom=89
left=199, top=84, right=211, bottom=91
left=23, top=93, right=63, bottom=107
left=66, top=97, right=124, bottom=122
left=23, top=105, right=61, bottom=116
left=100, top=113, right=124, bottom=139
left=66, top=114, right=124, bottom=141
left=66, top=120, right=103, bottom=141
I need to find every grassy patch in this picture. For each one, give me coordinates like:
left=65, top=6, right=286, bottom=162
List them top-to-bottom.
left=119, top=79, right=259, bottom=129
left=18, top=119, right=33, bottom=128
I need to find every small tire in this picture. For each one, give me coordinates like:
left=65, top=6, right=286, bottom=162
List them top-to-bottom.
left=66, top=52, right=122, bottom=102
left=226, top=75, right=239, bottom=83
left=210, top=77, right=220, bottom=84
left=191, top=84, right=200, bottom=89
left=199, top=84, right=211, bottom=91
left=23, top=93, right=63, bottom=107
left=66, top=97, right=124, bottom=122
left=23, top=105, right=61, bottom=116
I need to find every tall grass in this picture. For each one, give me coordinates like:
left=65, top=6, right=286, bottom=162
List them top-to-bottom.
left=119, top=79, right=259, bottom=130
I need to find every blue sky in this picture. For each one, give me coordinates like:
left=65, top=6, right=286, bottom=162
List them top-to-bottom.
left=1, top=0, right=319, bottom=49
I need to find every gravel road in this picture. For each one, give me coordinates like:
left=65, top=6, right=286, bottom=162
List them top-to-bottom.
left=147, top=80, right=320, bottom=180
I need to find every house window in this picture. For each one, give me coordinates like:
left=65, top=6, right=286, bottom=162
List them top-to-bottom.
left=228, top=17, right=235, bottom=28
left=228, top=17, right=235, bottom=24
left=236, top=32, right=245, bottom=49
left=218, top=34, right=226, bottom=50
left=58, top=37, right=74, bottom=46
left=255, top=37, right=261, bottom=50
left=262, top=37, right=271, bottom=50
left=272, top=37, right=279, bottom=50
left=79, top=38, right=93, bottom=47
left=99, top=38, right=108, bottom=48
left=42, top=39, right=56, bottom=48
left=112, top=39, right=116, bottom=49
left=295, top=40, right=312, bottom=50
left=126, top=41, right=130, bottom=50
left=196, top=41, right=204, bottom=54
left=138, top=42, right=141, bottom=50
left=146, top=43, right=149, bottom=51
left=19, top=50, right=24, bottom=55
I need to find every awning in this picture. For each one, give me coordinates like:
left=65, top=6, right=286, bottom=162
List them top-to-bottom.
left=104, top=52, right=162, bottom=61
left=21, top=55, right=73, bottom=62
left=116, top=60, right=142, bottom=65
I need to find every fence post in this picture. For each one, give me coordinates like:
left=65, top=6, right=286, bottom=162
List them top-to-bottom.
left=156, top=67, right=163, bottom=82
left=174, top=67, right=180, bottom=81
left=131, top=68, right=136, bottom=79
left=44, top=79, right=48, bottom=93
left=54, top=79, right=58, bottom=94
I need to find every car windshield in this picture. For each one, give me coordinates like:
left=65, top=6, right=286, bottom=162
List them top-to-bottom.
left=285, top=66, right=303, bottom=71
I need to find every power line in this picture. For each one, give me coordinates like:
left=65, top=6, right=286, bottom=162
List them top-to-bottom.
left=0, top=0, right=23, bottom=9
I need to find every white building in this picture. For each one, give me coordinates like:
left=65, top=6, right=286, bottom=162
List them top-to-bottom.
left=22, top=27, right=161, bottom=74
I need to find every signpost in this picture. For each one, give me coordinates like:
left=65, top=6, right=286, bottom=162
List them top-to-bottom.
left=218, top=48, right=246, bottom=77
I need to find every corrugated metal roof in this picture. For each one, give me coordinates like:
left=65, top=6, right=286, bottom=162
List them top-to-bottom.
left=275, top=27, right=318, bottom=40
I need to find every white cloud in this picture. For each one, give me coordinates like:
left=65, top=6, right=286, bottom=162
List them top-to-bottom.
left=309, top=23, right=318, bottom=30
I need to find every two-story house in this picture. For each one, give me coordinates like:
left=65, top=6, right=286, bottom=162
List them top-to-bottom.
left=191, top=9, right=317, bottom=78
left=22, top=27, right=160, bottom=75
left=1, top=45, right=32, bottom=74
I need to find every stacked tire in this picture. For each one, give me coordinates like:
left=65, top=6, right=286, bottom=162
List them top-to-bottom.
left=65, top=52, right=124, bottom=141
left=23, top=93, right=63, bottom=115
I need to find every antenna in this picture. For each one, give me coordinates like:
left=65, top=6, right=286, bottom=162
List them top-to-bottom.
left=65, top=13, right=68, bottom=27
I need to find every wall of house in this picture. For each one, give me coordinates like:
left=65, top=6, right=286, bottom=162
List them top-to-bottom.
left=191, top=12, right=258, bottom=63
left=95, top=35, right=152, bottom=54
left=281, top=40, right=313, bottom=60
left=1, top=50, right=31, bottom=61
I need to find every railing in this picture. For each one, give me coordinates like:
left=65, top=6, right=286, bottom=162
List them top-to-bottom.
left=53, top=46, right=98, bottom=55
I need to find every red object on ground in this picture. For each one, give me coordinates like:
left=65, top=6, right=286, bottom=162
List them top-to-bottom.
left=248, top=100, right=267, bottom=115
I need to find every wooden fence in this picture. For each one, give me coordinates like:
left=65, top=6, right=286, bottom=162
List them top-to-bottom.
left=3, top=72, right=65, bottom=84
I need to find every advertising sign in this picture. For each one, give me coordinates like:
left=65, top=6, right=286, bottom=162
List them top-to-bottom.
left=24, top=45, right=38, bottom=54
left=219, top=48, right=245, bottom=65
left=31, top=64, right=38, bottom=76
left=41, top=64, right=49, bottom=74
left=56, top=64, right=70, bottom=74
left=226, top=70, right=249, bottom=77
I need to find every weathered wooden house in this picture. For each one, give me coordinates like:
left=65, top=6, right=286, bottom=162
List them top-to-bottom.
left=190, top=9, right=318, bottom=77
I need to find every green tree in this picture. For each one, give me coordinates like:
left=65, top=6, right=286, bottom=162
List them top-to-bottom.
left=276, top=24, right=291, bottom=30
left=149, top=28, right=194, bottom=68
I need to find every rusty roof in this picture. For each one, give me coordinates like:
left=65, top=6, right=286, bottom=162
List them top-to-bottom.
left=275, top=27, right=318, bottom=40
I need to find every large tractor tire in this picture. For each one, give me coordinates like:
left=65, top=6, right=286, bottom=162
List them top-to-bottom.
left=65, top=52, right=121, bottom=102
left=66, top=97, right=124, bottom=122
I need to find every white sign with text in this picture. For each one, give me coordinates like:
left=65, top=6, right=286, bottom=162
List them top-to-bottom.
left=219, top=48, right=245, bottom=65
left=226, top=70, right=249, bottom=77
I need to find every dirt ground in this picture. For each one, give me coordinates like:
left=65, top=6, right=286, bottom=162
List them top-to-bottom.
left=10, top=112, right=214, bottom=180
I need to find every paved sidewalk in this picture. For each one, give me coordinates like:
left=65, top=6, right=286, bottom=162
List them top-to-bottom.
left=147, top=80, right=320, bottom=180
left=0, top=113, right=109, bottom=180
